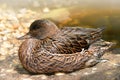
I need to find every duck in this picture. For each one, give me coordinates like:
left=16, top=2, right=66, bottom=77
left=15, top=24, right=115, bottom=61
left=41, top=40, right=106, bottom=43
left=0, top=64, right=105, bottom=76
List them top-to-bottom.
left=18, top=19, right=113, bottom=74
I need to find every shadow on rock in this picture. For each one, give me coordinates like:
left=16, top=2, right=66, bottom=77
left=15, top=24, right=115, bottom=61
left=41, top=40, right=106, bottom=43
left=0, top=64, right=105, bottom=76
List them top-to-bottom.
left=14, top=65, right=56, bottom=76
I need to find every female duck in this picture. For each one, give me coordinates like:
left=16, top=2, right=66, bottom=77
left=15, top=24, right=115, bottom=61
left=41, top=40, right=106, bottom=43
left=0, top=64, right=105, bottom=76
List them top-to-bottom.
left=18, top=19, right=113, bottom=74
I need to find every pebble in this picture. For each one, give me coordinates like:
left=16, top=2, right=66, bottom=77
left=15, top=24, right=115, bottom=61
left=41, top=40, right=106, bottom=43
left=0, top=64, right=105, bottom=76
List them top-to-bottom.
left=43, top=7, right=50, bottom=13
left=0, top=56, right=6, bottom=60
left=92, top=67, right=97, bottom=71
left=91, top=68, right=97, bottom=73
left=0, top=69, right=5, bottom=73
left=6, top=69, right=14, bottom=73
left=55, top=72, right=65, bottom=76
left=70, top=72, right=77, bottom=76
left=84, top=72, right=90, bottom=75
left=0, top=73, right=6, bottom=77
left=41, top=75, right=47, bottom=79
left=21, top=78, right=32, bottom=80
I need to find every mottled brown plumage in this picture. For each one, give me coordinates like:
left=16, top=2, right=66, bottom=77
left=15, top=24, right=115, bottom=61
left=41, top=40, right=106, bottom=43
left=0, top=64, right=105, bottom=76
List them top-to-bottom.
left=18, top=19, right=113, bottom=74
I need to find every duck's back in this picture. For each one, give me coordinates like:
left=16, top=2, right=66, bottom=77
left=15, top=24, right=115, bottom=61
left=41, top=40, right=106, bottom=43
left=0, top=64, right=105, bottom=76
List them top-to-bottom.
left=43, top=27, right=104, bottom=54
left=61, top=27, right=104, bottom=44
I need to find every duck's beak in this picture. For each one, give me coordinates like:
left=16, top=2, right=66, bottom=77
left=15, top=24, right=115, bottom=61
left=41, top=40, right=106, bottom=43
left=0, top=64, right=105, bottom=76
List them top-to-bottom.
left=17, top=33, right=32, bottom=40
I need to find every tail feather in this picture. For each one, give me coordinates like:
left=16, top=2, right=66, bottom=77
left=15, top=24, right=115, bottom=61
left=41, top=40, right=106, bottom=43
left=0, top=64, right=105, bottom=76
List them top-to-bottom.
left=80, top=27, right=105, bottom=44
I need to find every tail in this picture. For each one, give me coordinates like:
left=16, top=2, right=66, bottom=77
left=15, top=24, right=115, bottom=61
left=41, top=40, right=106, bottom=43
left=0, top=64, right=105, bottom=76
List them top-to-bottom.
left=82, top=27, right=105, bottom=44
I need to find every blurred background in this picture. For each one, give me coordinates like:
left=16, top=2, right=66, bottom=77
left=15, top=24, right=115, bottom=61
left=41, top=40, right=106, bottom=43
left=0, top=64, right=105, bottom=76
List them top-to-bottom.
left=0, top=0, right=120, bottom=56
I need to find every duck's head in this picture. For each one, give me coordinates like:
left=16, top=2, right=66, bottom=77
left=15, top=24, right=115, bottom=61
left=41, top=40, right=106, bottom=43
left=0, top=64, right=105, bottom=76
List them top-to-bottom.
left=18, top=19, right=59, bottom=40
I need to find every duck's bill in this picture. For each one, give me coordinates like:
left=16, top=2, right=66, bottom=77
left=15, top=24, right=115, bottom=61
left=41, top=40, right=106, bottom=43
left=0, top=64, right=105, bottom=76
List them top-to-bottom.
left=17, top=33, right=32, bottom=40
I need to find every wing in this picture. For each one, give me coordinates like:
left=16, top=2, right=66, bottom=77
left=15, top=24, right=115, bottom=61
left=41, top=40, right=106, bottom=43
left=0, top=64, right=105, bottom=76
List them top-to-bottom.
left=43, top=27, right=104, bottom=54
left=56, top=27, right=104, bottom=54
left=61, top=27, right=104, bottom=44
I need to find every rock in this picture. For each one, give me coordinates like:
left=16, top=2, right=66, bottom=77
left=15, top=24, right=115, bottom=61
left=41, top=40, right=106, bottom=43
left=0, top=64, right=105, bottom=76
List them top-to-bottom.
left=0, top=49, right=120, bottom=80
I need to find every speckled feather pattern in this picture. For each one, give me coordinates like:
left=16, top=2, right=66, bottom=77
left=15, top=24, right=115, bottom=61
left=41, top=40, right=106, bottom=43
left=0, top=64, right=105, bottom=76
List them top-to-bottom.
left=18, top=19, right=113, bottom=74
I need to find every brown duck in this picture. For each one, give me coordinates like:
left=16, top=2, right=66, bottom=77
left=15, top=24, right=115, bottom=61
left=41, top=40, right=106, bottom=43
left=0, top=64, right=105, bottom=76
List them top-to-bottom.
left=18, top=19, right=113, bottom=74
